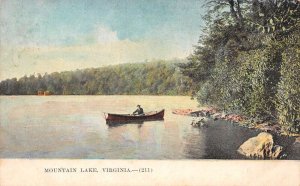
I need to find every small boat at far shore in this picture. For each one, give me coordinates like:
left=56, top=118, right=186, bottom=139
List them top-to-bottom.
left=104, top=109, right=164, bottom=125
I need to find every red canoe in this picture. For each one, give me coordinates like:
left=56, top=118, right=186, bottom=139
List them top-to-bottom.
left=105, top=109, right=164, bottom=124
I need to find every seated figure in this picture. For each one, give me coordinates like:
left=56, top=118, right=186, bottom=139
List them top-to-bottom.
left=133, top=105, right=144, bottom=115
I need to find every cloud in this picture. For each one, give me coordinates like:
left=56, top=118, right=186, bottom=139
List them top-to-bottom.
left=0, top=25, right=190, bottom=80
left=95, top=25, right=118, bottom=44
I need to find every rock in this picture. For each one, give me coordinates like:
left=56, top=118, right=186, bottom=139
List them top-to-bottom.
left=173, top=107, right=218, bottom=117
left=173, top=109, right=199, bottom=116
left=191, top=111, right=206, bottom=117
left=205, top=111, right=211, bottom=117
left=220, top=112, right=227, bottom=119
left=211, top=113, right=221, bottom=120
left=224, top=114, right=244, bottom=122
left=191, top=117, right=209, bottom=127
left=251, top=117, right=263, bottom=124
left=294, top=119, right=300, bottom=133
left=255, top=123, right=281, bottom=133
left=256, top=124, right=273, bottom=132
left=237, top=132, right=283, bottom=159
left=294, top=137, right=300, bottom=144
left=271, top=145, right=283, bottom=159
left=280, top=153, right=288, bottom=159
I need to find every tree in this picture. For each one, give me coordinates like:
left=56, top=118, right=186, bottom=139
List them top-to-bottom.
left=179, top=0, right=300, bottom=132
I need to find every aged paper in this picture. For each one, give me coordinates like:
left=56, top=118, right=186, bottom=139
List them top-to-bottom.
left=1, top=0, right=299, bottom=185
left=1, top=160, right=299, bottom=186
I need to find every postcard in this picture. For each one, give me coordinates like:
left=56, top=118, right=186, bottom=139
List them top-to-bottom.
left=0, top=0, right=299, bottom=185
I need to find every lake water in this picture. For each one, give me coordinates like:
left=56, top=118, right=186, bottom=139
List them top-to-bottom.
left=0, top=96, right=299, bottom=159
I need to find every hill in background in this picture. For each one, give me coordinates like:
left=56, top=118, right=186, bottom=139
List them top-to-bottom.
left=0, top=59, right=193, bottom=95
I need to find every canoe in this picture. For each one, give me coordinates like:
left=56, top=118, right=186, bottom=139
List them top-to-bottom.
left=105, top=109, right=164, bottom=124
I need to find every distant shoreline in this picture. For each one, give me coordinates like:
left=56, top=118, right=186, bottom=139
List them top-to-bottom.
left=0, top=94, right=192, bottom=96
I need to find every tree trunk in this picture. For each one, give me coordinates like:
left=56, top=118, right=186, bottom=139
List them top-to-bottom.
left=228, top=0, right=239, bottom=22
left=236, top=0, right=244, bottom=26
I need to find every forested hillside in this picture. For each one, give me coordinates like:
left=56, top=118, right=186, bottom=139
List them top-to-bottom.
left=179, top=0, right=300, bottom=132
left=0, top=60, right=193, bottom=95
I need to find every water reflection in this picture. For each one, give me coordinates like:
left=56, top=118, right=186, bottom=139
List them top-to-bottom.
left=0, top=96, right=299, bottom=159
left=106, top=119, right=164, bottom=126
left=106, top=121, right=145, bottom=128
left=201, top=121, right=260, bottom=159
left=182, top=127, right=207, bottom=158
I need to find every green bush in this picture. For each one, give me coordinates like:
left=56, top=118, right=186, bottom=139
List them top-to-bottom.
left=276, top=46, right=300, bottom=132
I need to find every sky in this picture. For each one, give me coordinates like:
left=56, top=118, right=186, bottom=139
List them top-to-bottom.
left=0, top=0, right=206, bottom=80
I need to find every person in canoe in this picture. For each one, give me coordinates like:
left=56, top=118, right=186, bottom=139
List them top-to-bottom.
left=132, top=105, right=144, bottom=115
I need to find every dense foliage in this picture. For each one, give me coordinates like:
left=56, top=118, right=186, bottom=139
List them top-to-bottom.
left=179, top=0, right=300, bottom=132
left=0, top=60, right=193, bottom=96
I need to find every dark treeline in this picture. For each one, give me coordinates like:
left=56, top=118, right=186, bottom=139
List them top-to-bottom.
left=179, top=0, right=300, bottom=132
left=0, top=60, right=193, bottom=96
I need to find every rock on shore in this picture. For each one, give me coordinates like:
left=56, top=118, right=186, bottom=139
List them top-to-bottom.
left=172, top=108, right=245, bottom=123
left=191, top=117, right=211, bottom=127
left=237, top=132, right=283, bottom=159
left=294, top=137, right=300, bottom=144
